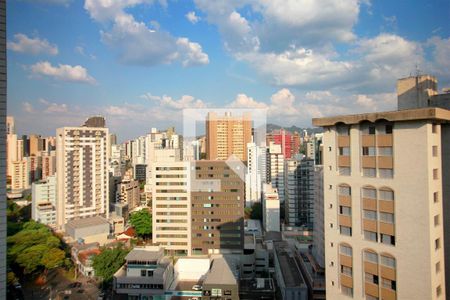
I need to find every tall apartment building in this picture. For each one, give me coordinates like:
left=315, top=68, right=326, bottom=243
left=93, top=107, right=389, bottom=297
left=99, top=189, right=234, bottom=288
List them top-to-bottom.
left=313, top=107, right=449, bottom=300
left=206, top=112, right=252, bottom=161
left=56, top=118, right=109, bottom=229
left=266, top=129, right=301, bottom=159
left=245, top=142, right=267, bottom=207
left=268, top=142, right=285, bottom=204
left=41, top=150, right=56, bottom=180
left=284, top=158, right=300, bottom=227
left=10, top=159, right=29, bottom=191
left=191, top=160, right=245, bottom=255
left=152, top=161, right=191, bottom=256
left=312, top=165, right=325, bottom=269
left=31, top=175, right=57, bottom=228
left=116, top=179, right=140, bottom=211
left=262, top=184, right=280, bottom=232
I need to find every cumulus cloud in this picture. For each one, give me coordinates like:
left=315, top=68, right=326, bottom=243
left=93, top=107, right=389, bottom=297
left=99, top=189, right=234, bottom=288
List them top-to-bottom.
left=23, top=0, right=72, bottom=6
left=84, top=0, right=209, bottom=67
left=186, top=11, right=200, bottom=24
left=7, top=33, right=58, bottom=55
left=29, top=61, right=97, bottom=85
left=141, top=93, right=207, bottom=109
left=38, top=98, right=69, bottom=113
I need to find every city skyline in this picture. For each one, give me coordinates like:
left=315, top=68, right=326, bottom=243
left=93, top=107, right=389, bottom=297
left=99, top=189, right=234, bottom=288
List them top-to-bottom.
left=7, top=0, right=450, bottom=140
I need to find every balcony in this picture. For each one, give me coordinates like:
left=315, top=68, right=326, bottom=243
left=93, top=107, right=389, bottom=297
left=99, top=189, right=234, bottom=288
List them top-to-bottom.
left=377, top=134, right=393, bottom=147
left=362, top=135, right=376, bottom=147
left=338, top=136, right=350, bottom=147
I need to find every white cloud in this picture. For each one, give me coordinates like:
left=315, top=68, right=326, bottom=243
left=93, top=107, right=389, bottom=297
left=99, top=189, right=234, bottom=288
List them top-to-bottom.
left=23, top=0, right=72, bottom=6
left=84, top=0, right=209, bottom=67
left=186, top=11, right=200, bottom=24
left=7, top=33, right=58, bottom=56
left=426, top=36, right=450, bottom=83
left=75, top=45, right=97, bottom=59
left=30, top=61, right=97, bottom=85
left=141, top=93, right=207, bottom=109
left=38, top=98, right=69, bottom=113
left=22, top=102, right=34, bottom=113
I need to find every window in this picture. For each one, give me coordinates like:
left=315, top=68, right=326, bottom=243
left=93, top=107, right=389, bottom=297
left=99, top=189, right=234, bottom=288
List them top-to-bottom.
left=432, top=123, right=438, bottom=134
left=337, top=125, right=350, bottom=136
left=385, top=125, right=393, bottom=134
left=369, top=126, right=376, bottom=135
left=329, top=146, right=332, bottom=151
left=432, top=146, right=438, bottom=157
left=339, top=147, right=350, bottom=156
left=362, top=147, right=376, bottom=156
left=378, top=147, right=393, bottom=156
left=339, top=167, right=351, bottom=176
left=363, top=168, right=376, bottom=177
left=379, top=168, right=393, bottom=178
left=433, top=169, right=439, bottom=180
left=339, top=186, right=351, bottom=196
left=362, top=187, right=376, bottom=199
left=379, top=189, right=394, bottom=201
left=434, top=192, right=439, bottom=203
left=340, top=206, right=352, bottom=216
left=363, top=210, right=377, bottom=220
left=379, top=212, right=394, bottom=224
left=434, top=215, right=440, bottom=226
left=340, top=226, right=352, bottom=236
left=364, top=230, right=377, bottom=242
left=381, top=234, right=395, bottom=246
left=435, top=238, right=441, bottom=250
left=340, top=244, right=352, bottom=256
left=364, top=251, right=378, bottom=264
left=380, top=256, right=396, bottom=268
left=436, top=262, right=441, bottom=273
left=341, top=265, right=352, bottom=276
left=141, top=270, right=146, bottom=277
left=147, top=270, right=153, bottom=277
left=365, top=273, right=379, bottom=284
left=382, top=278, right=396, bottom=291
left=437, top=285, right=442, bottom=297
left=341, top=286, right=353, bottom=297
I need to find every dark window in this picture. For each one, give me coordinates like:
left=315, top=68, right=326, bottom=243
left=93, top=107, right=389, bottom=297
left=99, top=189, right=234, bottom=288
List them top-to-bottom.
left=385, top=125, right=393, bottom=134
left=369, top=126, right=376, bottom=135
left=141, top=270, right=146, bottom=277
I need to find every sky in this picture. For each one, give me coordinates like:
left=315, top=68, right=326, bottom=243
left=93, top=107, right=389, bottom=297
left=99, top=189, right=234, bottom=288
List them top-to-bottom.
left=7, top=0, right=450, bottom=141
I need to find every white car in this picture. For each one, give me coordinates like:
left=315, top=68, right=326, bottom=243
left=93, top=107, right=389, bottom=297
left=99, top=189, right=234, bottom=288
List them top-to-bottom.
left=192, top=285, right=202, bottom=291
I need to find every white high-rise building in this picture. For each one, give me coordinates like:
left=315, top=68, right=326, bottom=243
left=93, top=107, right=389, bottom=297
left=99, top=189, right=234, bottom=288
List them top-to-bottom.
left=56, top=120, right=109, bottom=229
left=245, top=142, right=267, bottom=207
left=268, top=142, right=285, bottom=204
left=152, top=161, right=191, bottom=256
left=32, top=175, right=57, bottom=228
left=262, top=184, right=280, bottom=232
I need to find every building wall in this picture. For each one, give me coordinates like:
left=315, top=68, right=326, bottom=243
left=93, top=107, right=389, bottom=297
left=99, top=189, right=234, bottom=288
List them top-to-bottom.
left=397, top=75, right=438, bottom=110
left=324, top=120, right=445, bottom=300
left=441, top=124, right=450, bottom=299
left=56, top=126, right=109, bottom=229
left=245, top=142, right=267, bottom=207
left=312, top=165, right=325, bottom=268
left=32, top=175, right=57, bottom=227
left=263, top=184, right=280, bottom=232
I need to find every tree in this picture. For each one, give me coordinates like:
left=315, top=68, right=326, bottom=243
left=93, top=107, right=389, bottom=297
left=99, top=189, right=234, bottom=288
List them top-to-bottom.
left=250, top=202, right=262, bottom=220
left=129, top=209, right=152, bottom=238
left=93, top=246, right=129, bottom=282
left=42, top=248, right=65, bottom=270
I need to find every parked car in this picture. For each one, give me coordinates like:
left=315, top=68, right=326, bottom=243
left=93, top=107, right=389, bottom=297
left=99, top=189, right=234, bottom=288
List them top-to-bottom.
left=192, top=285, right=202, bottom=291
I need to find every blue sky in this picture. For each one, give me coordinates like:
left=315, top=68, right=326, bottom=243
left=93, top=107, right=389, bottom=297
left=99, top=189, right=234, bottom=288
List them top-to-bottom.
left=7, top=0, right=450, bottom=141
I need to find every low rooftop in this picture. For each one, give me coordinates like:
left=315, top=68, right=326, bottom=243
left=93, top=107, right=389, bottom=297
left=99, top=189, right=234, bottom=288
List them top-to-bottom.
left=312, top=107, right=450, bottom=127
left=66, top=216, right=109, bottom=228
left=275, top=242, right=305, bottom=288
left=125, top=246, right=164, bottom=262
left=203, top=257, right=237, bottom=286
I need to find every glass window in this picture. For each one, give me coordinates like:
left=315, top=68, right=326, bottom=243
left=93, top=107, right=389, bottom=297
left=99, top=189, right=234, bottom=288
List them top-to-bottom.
left=337, top=125, right=350, bottom=136
left=385, top=125, right=393, bottom=134
left=369, top=126, right=376, bottom=135
left=432, top=146, right=438, bottom=157
left=339, top=147, right=350, bottom=156
left=362, top=147, right=376, bottom=156
left=378, top=147, right=393, bottom=156
left=339, top=167, right=351, bottom=176
left=363, top=168, right=376, bottom=177
left=379, top=168, right=393, bottom=178
left=433, top=169, right=439, bottom=180
left=339, top=186, right=351, bottom=196
left=362, top=188, right=376, bottom=199
left=379, top=189, right=394, bottom=201
left=434, top=192, right=439, bottom=203
left=340, top=206, right=352, bottom=216
left=363, top=210, right=377, bottom=220
left=379, top=212, right=394, bottom=224
left=434, top=215, right=440, bottom=226
left=340, top=226, right=352, bottom=236
left=364, top=230, right=377, bottom=242
left=381, top=234, right=395, bottom=246
left=435, top=238, right=441, bottom=250
left=340, top=244, right=352, bottom=256
left=364, top=251, right=378, bottom=264
left=380, top=256, right=396, bottom=268
left=341, top=265, right=352, bottom=276
left=141, top=270, right=146, bottom=277
left=365, top=273, right=379, bottom=284
left=341, top=286, right=353, bottom=297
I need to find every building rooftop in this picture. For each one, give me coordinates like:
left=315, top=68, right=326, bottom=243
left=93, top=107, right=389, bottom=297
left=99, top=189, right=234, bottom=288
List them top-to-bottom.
left=312, top=107, right=450, bottom=127
left=65, top=216, right=109, bottom=229
left=275, top=242, right=305, bottom=288
left=125, top=246, right=164, bottom=262
left=203, top=257, right=237, bottom=286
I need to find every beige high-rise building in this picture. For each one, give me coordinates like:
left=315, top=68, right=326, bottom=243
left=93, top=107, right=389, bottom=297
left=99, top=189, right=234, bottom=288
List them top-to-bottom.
left=313, top=107, right=449, bottom=300
left=206, top=112, right=252, bottom=161
left=56, top=122, right=109, bottom=229
left=10, top=159, right=29, bottom=191
left=152, top=161, right=191, bottom=256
